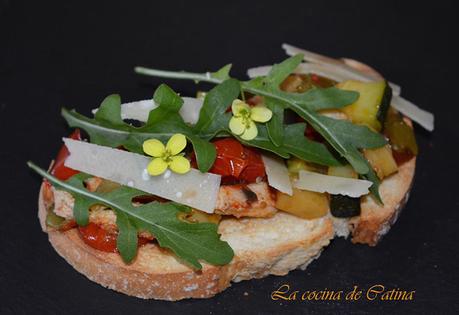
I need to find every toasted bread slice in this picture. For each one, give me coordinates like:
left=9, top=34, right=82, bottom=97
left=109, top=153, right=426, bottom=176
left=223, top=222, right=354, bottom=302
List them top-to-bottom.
left=37, top=142, right=415, bottom=300
left=38, top=184, right=333, bottom=300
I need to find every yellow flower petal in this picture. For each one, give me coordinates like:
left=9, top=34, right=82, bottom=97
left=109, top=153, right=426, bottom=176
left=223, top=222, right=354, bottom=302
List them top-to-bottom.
left=231, top=99, right=251, bottom=117
left=250, top=106, right=273, bottom=123
left=229, top=116, right=246, bottom=135
left=240, top=120, right=258, bottom=140
left=166, top=133, right=187, bottom=155
left=143, top=139, right=165, bottom=157
left=169, top=156, right=191, bottom=174
left=147, top=158, right=168, bottom=176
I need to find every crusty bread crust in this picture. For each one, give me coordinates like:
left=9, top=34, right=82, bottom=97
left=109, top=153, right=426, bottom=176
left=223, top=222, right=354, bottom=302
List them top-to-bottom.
left=37, top=144, right=415, bottom=299
left=349, top=155, right=415, bottom=245
left=38, top=185, right=333, bottom=300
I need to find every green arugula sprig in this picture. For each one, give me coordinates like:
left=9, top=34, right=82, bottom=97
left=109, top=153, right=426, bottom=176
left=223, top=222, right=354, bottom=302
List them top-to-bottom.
left=135, top=54, right=387, bottom=201
left=63, top=75, right=343, bottom=168
left=62, top=85, right=223, bottom=173
left=28, top=162, right=233, bottom=269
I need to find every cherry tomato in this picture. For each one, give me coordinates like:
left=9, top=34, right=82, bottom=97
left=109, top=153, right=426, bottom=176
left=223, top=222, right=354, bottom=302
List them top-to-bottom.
left=51, top=129, right=82, bottom=180
left=208, top=138, right=265, bottom=184
left=210, top=138, right=248, bottom=179
left=239, top=146, right=265, bottom=183
left=79, top=223, right=118, bottom=253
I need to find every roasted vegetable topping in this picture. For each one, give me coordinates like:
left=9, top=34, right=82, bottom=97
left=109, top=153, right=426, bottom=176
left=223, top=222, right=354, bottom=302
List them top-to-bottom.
left=280, top=74, right=336, bottom=92
left=338, top=80, right=392, bottom=131
left=384, top=108, right=418, bottom=156
left=50, top=129, right=82, bottom=180
left=209, top=138, right=266, bottom=184
left=363, top=145, right=398, bottom=180
left=287, top=158, right=327, bottom=174
left=327, top=165, right=358, bottom=179
left=328, top=165, right=361, bottom=218
left=275, top=188, right=329, bottom=219
left=330, top=195, right=361, bottom=218
left=178, top=209, right=222, bottom=224
left=79, top=223, right=118, bottom=253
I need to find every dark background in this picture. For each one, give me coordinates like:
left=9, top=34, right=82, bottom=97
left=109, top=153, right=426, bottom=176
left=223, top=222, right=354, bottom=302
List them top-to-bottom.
left=1, top=1, right=458, bottom=314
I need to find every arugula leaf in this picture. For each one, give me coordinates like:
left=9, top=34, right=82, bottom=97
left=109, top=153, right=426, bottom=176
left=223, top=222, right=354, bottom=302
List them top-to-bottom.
left=252, top=54, right=303, bottom=146
left=263, top=54, right=303, bottom=87
left=241, top=56, right=383, bottom=176
left=134, top=58, right=388, bottom=198
left=211, top=64, right=232, bottom=81
left=193, top=79, right=240, bottom=138
left=62, top=85, right=217, bottom=173
left=276, top=87, right=360, bottom=111
left=95, top=94, right=125, bottom=126
left=264, top=98, right=286, bottom=147
left=303, top=114, right=387, bottom=174
left=238, top=124, right=290, bottom=158
left=283, top=124, right=341, bottom=166
left=28, top=162, right=234, bottom=269
left=361, top=164, right=383, bottom=203
left=63, top=173, right=93, bottom=226
left=116, top=211, right=138, bottom=263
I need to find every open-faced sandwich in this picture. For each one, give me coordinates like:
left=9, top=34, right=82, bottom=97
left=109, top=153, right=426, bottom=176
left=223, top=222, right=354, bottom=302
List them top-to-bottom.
left=29, top=44, right=434, bottom=300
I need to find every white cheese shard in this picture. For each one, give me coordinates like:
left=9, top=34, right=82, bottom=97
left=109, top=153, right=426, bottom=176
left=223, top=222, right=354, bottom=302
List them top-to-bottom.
left=281, top=43, right=401, bottom=95
left=248, top=62, right=401, bottom=96
left=392, top=95, right=434, bottom=131
left=92, top=97, right=203, bottom=124
left=63, top=138, right=220, bottom=213
left=261, top=154, right=293, bottom=196
left=294, top=170, right=372, bottom=198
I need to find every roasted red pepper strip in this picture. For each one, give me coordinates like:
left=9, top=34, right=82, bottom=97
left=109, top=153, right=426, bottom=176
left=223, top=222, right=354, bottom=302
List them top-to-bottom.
left=50, top=129, right=82, bottom=180
left=78, top=223, right=150, bottom=253
left=79, top=223, right=118, bottom=252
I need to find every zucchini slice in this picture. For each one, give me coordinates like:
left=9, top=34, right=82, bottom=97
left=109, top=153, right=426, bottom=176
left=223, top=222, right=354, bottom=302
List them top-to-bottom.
left=337, top=80, right=392, bottom=131
left=328, top=165, right=361, bottom=218
left=330, top=195, right=361, bottom=218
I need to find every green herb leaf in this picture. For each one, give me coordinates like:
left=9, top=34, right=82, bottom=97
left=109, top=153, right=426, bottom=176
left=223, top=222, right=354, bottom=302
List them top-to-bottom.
left=263, top=54, right=303, bottom=87
left=252, top=55, right=303, bottom=146
left=134, top=61, right=389, bottom=199
left=211, top=64, right=232, bottom=81
left=194, top=79, right=240, bottom=138
left=152, top=84, right=183, bottom=112
left=62, top=85, right=217, bottom=173
left=276, top=87, right=360, bottom=111
left=95, top=94, right=124, bottom=126
left=264, top=98, right=286, bottom=147
left=283, top=123, right=341, bottom=166
left=238, top=124, right=290, bottom=158
left=28, top=162, right=234, bottom=268
left=361, top=164, right=383, bottom=204
left=116, top=211, right=138, bottom=263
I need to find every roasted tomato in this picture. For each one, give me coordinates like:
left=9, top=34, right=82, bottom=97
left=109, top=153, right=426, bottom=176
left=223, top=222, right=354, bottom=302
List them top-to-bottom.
left=51, top=129, right=82, bottom=180
left=208, top=138, right=265, bottom=184
left=78, top=223, right=150, bottom=253
left=79, top=223, right=118, bottom=252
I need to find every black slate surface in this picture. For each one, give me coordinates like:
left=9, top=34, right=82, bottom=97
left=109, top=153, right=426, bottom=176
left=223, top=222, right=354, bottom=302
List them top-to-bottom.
left=1, top=1, right=458, bottom=314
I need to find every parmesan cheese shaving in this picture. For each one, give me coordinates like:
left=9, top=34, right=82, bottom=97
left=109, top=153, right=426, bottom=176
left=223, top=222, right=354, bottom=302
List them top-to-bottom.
left=281, top=43, right=401, bottom=96
left=92, top=97, right=203, bottom=124
left=63, top=138, right=220, bottom=213
left=261, top=154, right=293, bottom=195
left=294, top=170, right=372, bottom=198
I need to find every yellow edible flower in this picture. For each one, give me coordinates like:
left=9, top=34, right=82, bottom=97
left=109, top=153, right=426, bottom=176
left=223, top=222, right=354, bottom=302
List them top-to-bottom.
left=229, top=99, right=272, bottom=140
left=143, top=133, right=191, bottom=176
